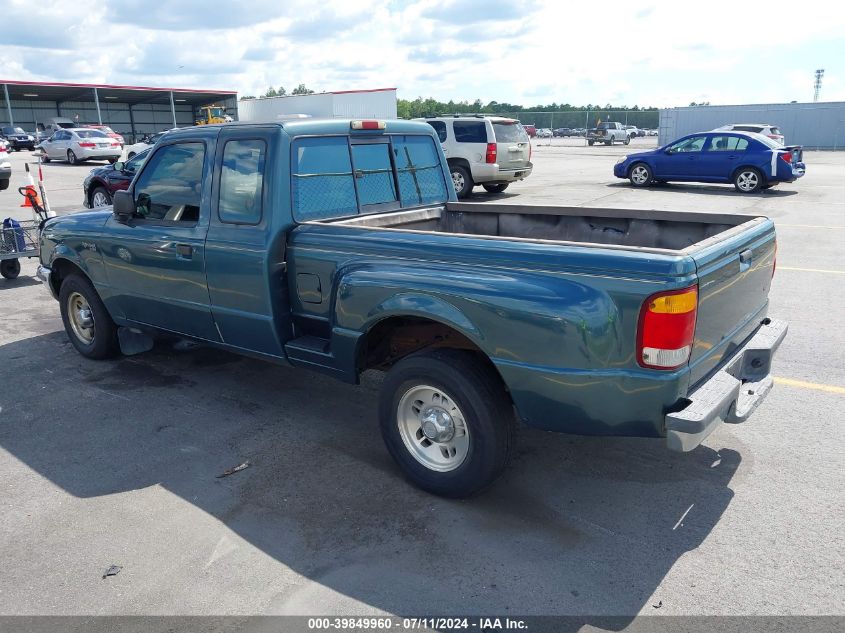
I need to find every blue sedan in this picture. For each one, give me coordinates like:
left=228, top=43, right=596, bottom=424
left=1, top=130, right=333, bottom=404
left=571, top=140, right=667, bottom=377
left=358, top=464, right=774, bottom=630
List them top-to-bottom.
left=613, top=132, right=805, bottom=193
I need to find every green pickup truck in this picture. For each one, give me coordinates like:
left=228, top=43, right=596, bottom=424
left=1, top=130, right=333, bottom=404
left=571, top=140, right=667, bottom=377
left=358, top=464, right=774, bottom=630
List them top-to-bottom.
left=37, top=119, right=787, bottom=497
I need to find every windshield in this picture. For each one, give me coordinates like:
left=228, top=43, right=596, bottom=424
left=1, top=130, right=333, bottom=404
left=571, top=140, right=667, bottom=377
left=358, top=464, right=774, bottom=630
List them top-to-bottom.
left=210, top=108, right=224, bottom=117
left=57, top=122, right=75, bottom=128
left=493, top=122, right=528, bottom=143
left=598, top=122, right=615, bottom=130
left=3, top=127, right=26, bottom=134
left=75, top=130, right=108, bottom=139
left=750, top=133, right=782, bottom=149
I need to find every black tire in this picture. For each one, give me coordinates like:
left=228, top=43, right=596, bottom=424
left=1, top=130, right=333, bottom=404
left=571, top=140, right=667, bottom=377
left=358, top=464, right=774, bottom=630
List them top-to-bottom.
left=624, top=136, right=631, bottom=146
left=605, top=139, right=612, bottom=146
left=588, top=140, right=594, bottom=146
left=67, top=149, right=78, bottom=165
left=41, top=151, right=50, bottom=163
left=628, top=162, right=653, bottom=187
left=450, top=164, right=474, bottom=199
left=733, top=167, right=763, bottom=193
left=482, top=183, right=509, bottom=193
left=91, top=186, right=112, bottom=207
left=1, top=259, right=21, bottom=279
left=58, top=274, right=119, bottom=359
left=379, top=349, right=514, bottom=498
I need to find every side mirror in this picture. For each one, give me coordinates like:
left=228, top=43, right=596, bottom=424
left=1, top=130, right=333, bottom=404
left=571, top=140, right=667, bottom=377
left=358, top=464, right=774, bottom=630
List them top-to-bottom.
left=113, top=161, right=125, bottom=172
left=112, top=190, right=135, bottom=223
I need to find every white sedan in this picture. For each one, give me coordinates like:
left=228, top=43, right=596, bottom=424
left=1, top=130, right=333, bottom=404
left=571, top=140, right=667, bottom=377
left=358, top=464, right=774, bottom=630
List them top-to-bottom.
left=39, top=128, right=121, bottom=165
left=124, top=131, right=169, bottom=159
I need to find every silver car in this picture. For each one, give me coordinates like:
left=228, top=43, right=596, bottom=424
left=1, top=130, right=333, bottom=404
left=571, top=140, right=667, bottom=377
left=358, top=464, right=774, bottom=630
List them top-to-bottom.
left=39, top=128, right=122, bottom=165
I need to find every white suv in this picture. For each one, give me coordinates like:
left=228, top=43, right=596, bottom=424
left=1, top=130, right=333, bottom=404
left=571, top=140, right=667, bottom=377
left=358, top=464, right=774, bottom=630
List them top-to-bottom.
left=417, top=116, right=533, bottom=198
left=713, top=124, right=784, bottom=145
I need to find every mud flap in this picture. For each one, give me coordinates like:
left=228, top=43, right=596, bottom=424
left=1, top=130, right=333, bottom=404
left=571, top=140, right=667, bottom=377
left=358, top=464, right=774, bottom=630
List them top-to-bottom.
left=118, top=327, right=155, bottom=356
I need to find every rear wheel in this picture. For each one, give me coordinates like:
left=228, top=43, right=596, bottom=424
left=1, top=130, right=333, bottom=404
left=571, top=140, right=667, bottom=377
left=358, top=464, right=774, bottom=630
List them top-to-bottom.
left=624, top=136, right=631, bottom=145
left=605, top=139, right=612, bottom=146
left=587, top=140, right=594, bottom=146
left=67, top=149, right=78, bottom=165
left=41, top=150, right=50, bottom=163
left=629, top=162, right=653, bottom=187
left=450, top=165, right=473, bottom=199
left=734, top=167, right=763, bottom=193
left=482, top=183, right=509, bottom=193
left=1, top=259, right=21, bottom=279
left=59, top=274, right=119, bottom=359
left=379, top=349, right=514, bottom=497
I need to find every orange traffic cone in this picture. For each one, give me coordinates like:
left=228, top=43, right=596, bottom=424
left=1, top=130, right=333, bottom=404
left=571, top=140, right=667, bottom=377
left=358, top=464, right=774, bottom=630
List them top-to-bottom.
left=20, top=185, right=42, bottom=208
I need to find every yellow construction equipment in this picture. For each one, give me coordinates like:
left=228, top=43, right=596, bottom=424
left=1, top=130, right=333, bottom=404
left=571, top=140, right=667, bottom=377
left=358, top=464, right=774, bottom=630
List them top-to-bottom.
left=195, top=105, right=229, bottom=125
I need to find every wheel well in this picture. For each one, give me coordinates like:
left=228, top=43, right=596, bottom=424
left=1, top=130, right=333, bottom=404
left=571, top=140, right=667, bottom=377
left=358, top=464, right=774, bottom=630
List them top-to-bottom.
left=447, top=157, right=471, bottom=172
left=627, top=161, right=649, bottom=177
left=50, top=258, right=86, bottom=296
left=360, top=316, right=492, bottom=373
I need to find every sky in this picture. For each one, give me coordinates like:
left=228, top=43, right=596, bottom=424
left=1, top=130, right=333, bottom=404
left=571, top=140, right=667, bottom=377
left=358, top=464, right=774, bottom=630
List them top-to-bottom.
left=2, top=0, right=844, bottom=108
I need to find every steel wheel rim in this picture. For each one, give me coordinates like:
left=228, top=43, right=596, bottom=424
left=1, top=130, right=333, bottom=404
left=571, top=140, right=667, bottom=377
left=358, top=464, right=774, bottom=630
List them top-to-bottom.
left=632, top=166, right=649, bottom=184
left=452, top=171, right=465, bottom=193
left=738, top=171, right=758, bottom=191
left=92, top=191, right=109, bottom=206
left=67, top=292, right=95, bottom=344
left=397, top=384, right=470, bottom=472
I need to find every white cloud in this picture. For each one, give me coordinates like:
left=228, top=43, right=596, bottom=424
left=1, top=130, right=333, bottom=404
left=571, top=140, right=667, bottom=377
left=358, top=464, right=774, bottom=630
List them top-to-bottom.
left=1, top=0, right=843, bottom=107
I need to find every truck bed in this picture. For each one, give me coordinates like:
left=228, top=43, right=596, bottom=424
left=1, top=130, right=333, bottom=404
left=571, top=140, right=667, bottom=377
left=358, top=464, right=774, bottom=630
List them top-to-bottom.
left=325, top=202, right=763, bottom=253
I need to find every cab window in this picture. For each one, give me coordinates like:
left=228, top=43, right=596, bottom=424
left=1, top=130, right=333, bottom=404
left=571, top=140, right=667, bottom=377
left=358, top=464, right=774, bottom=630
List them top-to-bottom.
left=392, top=135, right=448, bottom=206
left=292, top=136, right=357, bottom=221
left=219, top=139, right=266, bottom=224
left=133, top=142, right=205, bottom=223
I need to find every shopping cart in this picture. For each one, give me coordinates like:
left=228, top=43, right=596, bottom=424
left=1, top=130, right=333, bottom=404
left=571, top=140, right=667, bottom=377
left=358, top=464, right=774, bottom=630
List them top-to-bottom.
left=1, top=180, right=51, bottom=280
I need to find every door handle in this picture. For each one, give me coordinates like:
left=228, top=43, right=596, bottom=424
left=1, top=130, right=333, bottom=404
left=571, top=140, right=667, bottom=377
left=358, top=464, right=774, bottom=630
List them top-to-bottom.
left=176, top=244, right=193, bottom=259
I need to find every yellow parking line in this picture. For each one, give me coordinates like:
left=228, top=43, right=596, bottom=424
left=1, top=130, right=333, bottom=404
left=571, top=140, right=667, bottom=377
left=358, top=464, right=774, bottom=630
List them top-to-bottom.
left=777, top=266, right=845, bottom=274
left=774, top=377, right=845, bottom=394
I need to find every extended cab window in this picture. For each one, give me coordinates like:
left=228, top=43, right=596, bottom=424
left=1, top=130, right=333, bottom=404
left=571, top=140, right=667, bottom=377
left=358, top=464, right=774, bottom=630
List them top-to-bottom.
left=453, top=121, right=487, bottom=143
left=392, top=135, right=448, bottom=205
left=292, top=136, right=357, bottom=221
left=219, top=139, right=266, bottom=224
left=133, top=142, right=205, bottom=223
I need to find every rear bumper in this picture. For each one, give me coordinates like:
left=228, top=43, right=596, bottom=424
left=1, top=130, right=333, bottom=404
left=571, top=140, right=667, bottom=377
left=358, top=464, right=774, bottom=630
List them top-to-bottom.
left=472, top=162, right=533, bottom=183
left=665, top=318, right=788, bottom=452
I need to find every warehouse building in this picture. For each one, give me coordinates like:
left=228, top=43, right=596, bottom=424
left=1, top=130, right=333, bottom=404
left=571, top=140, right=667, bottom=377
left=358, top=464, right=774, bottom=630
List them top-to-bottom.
left=0, top=80, right=238, bottom=143
left=238, top=87, right=397, bottom=122
left=659, top=101, right=845, bottom=150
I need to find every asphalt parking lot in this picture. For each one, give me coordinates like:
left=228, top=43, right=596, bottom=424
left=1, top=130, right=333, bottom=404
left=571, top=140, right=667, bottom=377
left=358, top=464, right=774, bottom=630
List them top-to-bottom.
left=0, top=140, right=842, bottom=620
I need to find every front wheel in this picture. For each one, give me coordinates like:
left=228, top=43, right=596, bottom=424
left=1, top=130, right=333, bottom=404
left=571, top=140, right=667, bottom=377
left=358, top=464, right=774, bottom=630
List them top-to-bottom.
left=587, top=140, right=594, bottom=146
left=67, top=149, right=78, bottom=165
left=629, top=162, right=653, bottom=187
left=450, top=165, right=474, bottom=199
left=734, top=167, right=763, bottom=193
left=482, top=183, right=509, bottom=193
left=91, top=187, right=112, bottom=207
left=1, top=259, right=21, bottom=279
left=59, top=274, right=119, bottom=359
left=379, top=349, right=514, bottom=497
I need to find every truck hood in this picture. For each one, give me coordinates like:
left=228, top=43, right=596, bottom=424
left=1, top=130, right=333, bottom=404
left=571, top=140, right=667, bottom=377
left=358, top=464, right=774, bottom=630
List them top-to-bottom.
left=44, top=209, right=111, bottom=232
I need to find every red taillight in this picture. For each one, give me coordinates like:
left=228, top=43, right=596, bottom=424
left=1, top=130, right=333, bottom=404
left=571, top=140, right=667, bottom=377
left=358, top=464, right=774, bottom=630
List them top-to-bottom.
left=78, top=142, right=96, bottom=148
left=485, top=143, right=497, bottom=164
left=780, top=152, right=792, bottom=163
left=637, top=286, right=698, bottom=370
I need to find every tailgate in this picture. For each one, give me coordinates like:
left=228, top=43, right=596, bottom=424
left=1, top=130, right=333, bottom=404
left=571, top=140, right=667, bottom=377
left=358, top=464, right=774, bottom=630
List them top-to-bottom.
left=492, top=121, right=530, bottom=168
left=688, top=218, right=777, bottom=385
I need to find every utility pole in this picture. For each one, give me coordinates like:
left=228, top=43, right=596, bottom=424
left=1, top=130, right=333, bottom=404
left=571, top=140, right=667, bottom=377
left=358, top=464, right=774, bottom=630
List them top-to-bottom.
left=814, top=69, right=825, bottom=102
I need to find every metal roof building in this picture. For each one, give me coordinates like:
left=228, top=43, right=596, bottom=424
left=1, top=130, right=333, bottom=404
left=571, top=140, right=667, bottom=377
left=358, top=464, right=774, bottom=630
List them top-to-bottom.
left=0, top=80, right=238, bottom=142
left=238, top=87, right=397, bottom=122
left=658, top=101, right=845, bottom=150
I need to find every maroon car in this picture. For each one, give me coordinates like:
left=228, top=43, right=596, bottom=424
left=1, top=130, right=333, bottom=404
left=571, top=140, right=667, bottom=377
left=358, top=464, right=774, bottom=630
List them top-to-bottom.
left=86, top=124, right=125, bottom=147
left=82, top=148, right=149, bottom=207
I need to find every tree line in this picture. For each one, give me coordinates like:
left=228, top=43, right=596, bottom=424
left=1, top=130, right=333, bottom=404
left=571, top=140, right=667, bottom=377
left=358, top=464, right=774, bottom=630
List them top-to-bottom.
left=238, top=90, right=660, bottom=127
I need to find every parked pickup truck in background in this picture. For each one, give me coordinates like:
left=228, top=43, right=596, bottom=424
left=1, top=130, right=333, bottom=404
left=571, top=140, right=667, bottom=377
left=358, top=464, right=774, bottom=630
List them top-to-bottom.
left=38, top=119, right=787, bottom=497
left=588, top=121, right=630, bottom=146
